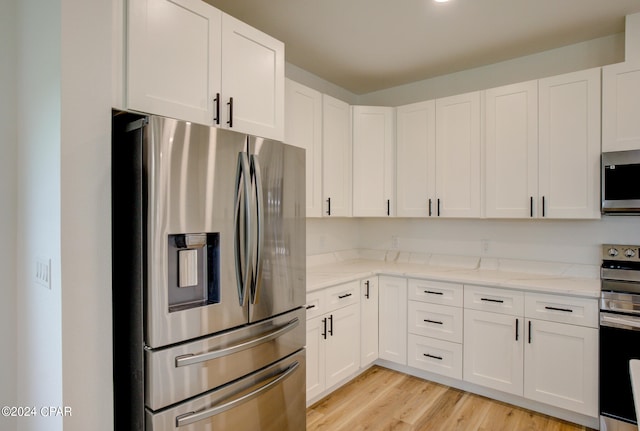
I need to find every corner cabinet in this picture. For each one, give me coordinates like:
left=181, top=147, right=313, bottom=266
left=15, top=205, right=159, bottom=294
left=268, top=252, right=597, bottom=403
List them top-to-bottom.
left=127, top=0, right=284, bottom=140
left=603, top=61, right=640, bottom=152
left=285, top=79, right=323, bottom=217
left=435, top=92, right=482, bottom=218
left=322, top=95, right=352, bottom=217
left=396, top=100, right=436, bottom=217
left=352, top=106, right=396, bottom=217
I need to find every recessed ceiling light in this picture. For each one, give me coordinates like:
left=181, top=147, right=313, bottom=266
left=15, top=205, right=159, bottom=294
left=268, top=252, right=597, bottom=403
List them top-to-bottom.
left=434, top=0, right=450, bottom=2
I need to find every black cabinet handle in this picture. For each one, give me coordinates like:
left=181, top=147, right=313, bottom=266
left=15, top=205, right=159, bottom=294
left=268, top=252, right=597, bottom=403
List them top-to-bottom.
left=214, top=93, right=220, bottom=125
left=227, top=97, right=234, bottom=127
left=530, top=196, right=533, bottom=218
left=542, top=196, right=546, bottom=217
left=326, top=197, right=331, bottom=216
left=428, top=198, right=432, bottom=217
left=437, top=198, right=441, bottom=216
left=387, top=199, right=390, bottom=216
left=365, top=280, right=370, bottom=299
left=424, top=290, right=444, bottom=296
left=338, top=293, right=352, bottom=299
left=480, top=297, right=504, bottom=304
left=305, top=304, right=316, bottom=310
left=545, top=306, right=573, bottom=313
left=328, top=314, right=333, bottom=336
left=321, top=317, right=327, bottom=339
left=515, top=318, right=519, bottom=341
left=424, top=319, right=443, bottom=325
left=528, top=320, right=532, bottom=344
left=424, top=353, right=443, bottom=361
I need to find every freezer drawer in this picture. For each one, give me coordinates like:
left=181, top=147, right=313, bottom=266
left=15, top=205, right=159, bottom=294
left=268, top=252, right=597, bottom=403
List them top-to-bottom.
left=146, top=307, right=305, bottom=410
left=146, top=350, right=306, bottom=431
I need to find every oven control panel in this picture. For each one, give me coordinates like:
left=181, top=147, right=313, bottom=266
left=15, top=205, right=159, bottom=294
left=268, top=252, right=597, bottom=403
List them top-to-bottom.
left=603, top=244, right=640, bottom=262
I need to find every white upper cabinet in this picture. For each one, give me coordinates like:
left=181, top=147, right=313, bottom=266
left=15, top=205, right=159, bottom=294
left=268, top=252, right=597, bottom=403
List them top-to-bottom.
left=127, top=0, right=284, bottom=140
left=127, top=0, right=221, bottom=126
left=220, top=14, right=284, bottom=141
left=603, top=61, right=640, bottom=152
left=538, top=68, right=601, bottom=219
left=285, top=79, right=323, bottom=217
left=485, top=81, right=539, bottom=218
left=435, top=92, right=482, bottom=218
left=322, top=95, right=352, bottom=217
left=396, top=101, right=436, bottom=217
left=352, top=106, right=396, bottom=217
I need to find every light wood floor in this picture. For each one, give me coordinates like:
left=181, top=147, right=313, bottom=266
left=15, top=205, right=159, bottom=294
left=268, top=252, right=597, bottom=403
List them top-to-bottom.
left=306, top=366, right=596, bottom=431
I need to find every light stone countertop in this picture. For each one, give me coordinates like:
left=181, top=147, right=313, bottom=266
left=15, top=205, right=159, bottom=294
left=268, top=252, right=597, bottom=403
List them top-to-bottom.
left=306, top=250, right=601, bottom=299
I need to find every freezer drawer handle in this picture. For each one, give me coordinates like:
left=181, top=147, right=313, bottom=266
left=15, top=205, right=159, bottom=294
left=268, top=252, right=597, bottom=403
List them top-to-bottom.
left=174, top=318, right=299, bottom=368
left=175, top=361, right=300, bottom=427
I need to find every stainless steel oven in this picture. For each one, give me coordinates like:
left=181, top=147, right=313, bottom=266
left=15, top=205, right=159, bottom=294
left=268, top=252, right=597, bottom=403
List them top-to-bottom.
left=600, top=244, right=640, bottom=431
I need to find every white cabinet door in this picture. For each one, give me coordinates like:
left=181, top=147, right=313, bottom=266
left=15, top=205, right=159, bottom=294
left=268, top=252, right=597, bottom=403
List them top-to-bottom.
left=127, top=0, right=221, bottom=125
left=221, top=13, right=284, bottom=141
left=603, top=61, right=640, bottom=152
left=538, top=68, right=601, bottom=219
left=285, top=79, right=323, bottom=217
left=485, top=81, right=539, bottom=218
left=435, top=92, right=482, bottom=218
left=322, top=95, right=352, bottom=217
left=396, top=101, right=436, bottom=217
left=352, top=106, right=395, bottom=217
left=378, top=276, right=407, bottom=365
left=360, top=278, right=379, bottom=367
left=325, top=304, right=361, bottom=389
left=463, top=309, right=523, bottom=395
left=305, top=315, right=326, bottom=401
left=524, top=319, right=598, bottom=417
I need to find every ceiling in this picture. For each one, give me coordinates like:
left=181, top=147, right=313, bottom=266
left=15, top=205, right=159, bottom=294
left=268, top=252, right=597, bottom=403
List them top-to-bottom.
left=205, top=0, right=640, bottom=94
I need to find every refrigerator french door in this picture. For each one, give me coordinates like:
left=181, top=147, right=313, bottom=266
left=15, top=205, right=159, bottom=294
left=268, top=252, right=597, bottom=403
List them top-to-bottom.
left=112, top=112, right=306, bottom=431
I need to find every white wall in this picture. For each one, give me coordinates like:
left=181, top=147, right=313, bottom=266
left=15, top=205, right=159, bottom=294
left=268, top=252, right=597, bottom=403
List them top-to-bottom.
left=16, top=0, right=64, bottom=430
left=59, top=0, right=113, bottom=428
left=0, top=1, right=18, bottom=430
left=286, top=62, right=359, bottom=104
left=306, top=218, right=362, bottom=255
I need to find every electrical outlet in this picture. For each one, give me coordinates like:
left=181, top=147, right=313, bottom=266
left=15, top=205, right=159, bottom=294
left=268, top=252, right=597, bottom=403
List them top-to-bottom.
left=391, top=236, right=400, bottom=250
left=35, top=256, right=51, bottom=289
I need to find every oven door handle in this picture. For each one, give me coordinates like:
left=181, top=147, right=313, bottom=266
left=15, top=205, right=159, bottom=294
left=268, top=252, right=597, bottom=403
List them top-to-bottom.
left=601, top=313, right=640, bottom=330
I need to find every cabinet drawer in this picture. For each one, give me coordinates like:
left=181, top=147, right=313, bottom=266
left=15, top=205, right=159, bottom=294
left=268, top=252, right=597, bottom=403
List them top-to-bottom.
left=408, top=278, right=463, bottom=307
left=325, top=281, right=360, bottom=311
left=464, top=285, right=524, bottom=316
left=305, top=290, right=325, bottom=320
left=525, top=292, right=598, bottom=328
left=408, top=301, right=462, bottom=343
left=407, top=334, right=462, bottom=379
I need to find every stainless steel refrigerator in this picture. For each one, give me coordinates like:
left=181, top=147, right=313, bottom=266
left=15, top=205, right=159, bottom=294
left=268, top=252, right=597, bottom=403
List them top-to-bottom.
left=112, top=112, right=306, bottom=431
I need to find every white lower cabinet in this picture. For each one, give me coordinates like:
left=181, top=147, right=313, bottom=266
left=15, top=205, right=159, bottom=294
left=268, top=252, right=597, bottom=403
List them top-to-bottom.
left=378, top=276, right=408, bottom=364
left=360, top=277, right=379, bottom=367
left=305, top=281, right=361, bottom=403
left=463, top=308, right=524, bottom=395
left=524, top=318, right=598, bottom=417
left=408, top=334, right=462, bottom=379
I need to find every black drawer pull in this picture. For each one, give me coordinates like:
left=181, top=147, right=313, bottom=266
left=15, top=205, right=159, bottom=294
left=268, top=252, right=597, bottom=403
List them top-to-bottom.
left=424, top=290, right=444, bottom=295
left=338, top=293, right=352, bottom=299
left=481, top=297, right=504, bottom=304
left=306, top=304, right=316, bottom=310
left=544, top=306, right=573, bottom=313
left=321, top=318, right=327, bottom=339
left=515, top=318, right=519, bottom=341
left=424, top=319, right=443, bottom=325
left=528, top=320, right=532, bottom=344
left=424, top=353, right=443, bottom=361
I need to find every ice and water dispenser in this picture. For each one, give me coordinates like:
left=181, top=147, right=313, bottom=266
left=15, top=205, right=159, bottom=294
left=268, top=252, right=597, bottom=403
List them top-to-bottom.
left=167, top=233, right=220, bottom=312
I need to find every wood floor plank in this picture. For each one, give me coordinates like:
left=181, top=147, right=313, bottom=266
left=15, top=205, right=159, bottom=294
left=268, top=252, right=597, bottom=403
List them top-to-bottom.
left=306, top=366, right=596, bottom=431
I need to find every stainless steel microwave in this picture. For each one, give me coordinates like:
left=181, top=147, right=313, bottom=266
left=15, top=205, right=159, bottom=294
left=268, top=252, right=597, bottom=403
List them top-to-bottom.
left=602, top=149, right=640, bottom=214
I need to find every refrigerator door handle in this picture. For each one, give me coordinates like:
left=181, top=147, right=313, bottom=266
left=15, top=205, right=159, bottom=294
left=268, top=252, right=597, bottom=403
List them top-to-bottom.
left=234, top=152, right=252, bottom=306
left=250, top=154, right=264, bottom=305
left=174, top=318, right=300, bottom=368
left=175, top=361, right=300, bottom=427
